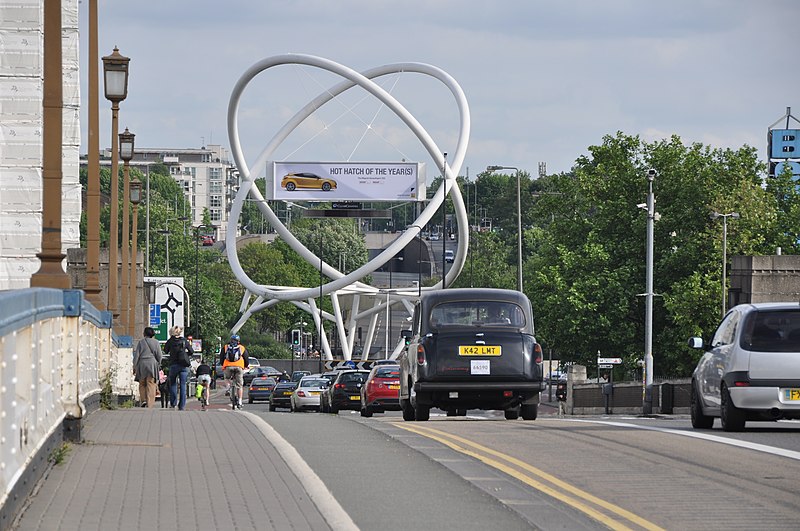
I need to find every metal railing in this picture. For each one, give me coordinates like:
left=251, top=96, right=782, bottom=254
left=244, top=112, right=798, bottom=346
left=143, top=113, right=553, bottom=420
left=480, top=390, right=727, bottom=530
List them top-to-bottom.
left=0, top=288, right=132, bottom=519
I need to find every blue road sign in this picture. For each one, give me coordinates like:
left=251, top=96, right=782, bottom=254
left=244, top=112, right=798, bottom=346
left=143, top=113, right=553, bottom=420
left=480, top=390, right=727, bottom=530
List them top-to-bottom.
left=149, top=304, right=161, bottom=326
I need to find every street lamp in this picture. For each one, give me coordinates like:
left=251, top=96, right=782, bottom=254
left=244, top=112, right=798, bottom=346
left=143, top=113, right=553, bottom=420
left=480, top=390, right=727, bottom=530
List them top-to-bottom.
left=102, top=46, right=130, bottom=323
left=119, top=128, right=134, bottom=334
left=487, top=165, right=523, bottom=292
left=129, top=177, right=142, bottom=336
left=711, top=211, right=740, bottom=317
left=158, top=222, right=172, bottom=276
left=387, top=256, right=404, bottom=359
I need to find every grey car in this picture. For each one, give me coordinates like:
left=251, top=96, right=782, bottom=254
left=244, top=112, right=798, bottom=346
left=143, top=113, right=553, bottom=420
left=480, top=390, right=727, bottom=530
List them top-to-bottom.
left=689, top=302, right=800, bottom=431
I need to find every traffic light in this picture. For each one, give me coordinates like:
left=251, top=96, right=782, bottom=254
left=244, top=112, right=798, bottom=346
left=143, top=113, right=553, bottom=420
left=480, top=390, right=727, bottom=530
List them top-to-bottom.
left=291, top=329, right=300, bottom=345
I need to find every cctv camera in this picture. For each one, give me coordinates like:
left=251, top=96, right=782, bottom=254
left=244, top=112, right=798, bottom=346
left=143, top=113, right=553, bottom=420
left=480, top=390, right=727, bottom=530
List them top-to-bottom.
left=647, top=169, right=657, bottom=176
left=636, top=203, right=647, bottom=209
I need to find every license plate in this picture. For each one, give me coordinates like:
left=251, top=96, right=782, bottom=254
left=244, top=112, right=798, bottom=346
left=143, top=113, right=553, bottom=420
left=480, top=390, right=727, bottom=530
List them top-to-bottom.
left=459, top=345, right=501, bottom=356
left=388, top=384, right=400, bottom=390
left=254, top=387, right=267, bottom=391
left=784, top=388, right=800, bottom=401
left=283, top=391, right=292, bottom=396
left=310, top=391, right=320, bottom=395
left=349, top=395, right=360, bottom=401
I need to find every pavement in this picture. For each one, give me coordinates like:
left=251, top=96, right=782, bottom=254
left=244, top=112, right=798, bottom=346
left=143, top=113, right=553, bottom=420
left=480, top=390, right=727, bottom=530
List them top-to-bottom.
left=11, top=385, right=358, bottom=531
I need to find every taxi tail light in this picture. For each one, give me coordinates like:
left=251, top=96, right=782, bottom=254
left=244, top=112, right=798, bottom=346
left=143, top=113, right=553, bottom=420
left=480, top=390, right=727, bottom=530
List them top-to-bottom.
left=533, top=342, right=543, bottom=364
left=417, top=345, right=426, bottom=365
left=734, top=381, right=750, bottom=387
left=334, top=383, right=345, bottom=390
left=297, top=390, right=306, bottom=397
left=503, top=391, right=514, bottom=397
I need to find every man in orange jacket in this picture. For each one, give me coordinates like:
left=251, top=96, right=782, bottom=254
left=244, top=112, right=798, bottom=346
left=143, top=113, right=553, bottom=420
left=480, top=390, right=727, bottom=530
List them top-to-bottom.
left=220, top=334, right=249, bottom=409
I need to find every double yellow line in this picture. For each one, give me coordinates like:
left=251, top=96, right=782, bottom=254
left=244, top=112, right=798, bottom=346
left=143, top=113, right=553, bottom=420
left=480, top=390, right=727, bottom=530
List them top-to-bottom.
left=392, top=423, right=662, bottom=531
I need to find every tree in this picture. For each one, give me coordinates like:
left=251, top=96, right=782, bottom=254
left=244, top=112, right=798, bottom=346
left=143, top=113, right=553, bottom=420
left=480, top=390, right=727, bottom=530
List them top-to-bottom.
left=525, top=132, right=774, bottom=376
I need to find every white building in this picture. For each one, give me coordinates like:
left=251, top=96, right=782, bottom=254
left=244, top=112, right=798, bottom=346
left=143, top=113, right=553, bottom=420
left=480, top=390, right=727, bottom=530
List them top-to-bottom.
left=0, top=1, right=81, bottom=290
left=93, top=144, right=239, bottom=242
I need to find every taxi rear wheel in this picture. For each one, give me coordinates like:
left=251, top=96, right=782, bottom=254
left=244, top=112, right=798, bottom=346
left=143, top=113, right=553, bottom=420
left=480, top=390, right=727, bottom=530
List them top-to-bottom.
left=401, top=399, right=415, bottom=421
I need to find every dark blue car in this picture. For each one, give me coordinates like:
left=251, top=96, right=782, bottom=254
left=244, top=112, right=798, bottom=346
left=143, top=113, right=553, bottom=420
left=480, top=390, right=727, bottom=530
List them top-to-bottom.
left=247, top=377, right=276, bottom=404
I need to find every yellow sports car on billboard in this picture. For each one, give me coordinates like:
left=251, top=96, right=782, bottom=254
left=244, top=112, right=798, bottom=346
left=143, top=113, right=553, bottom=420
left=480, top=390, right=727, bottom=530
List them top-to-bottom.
left=281, top=172, right=337, bottom=192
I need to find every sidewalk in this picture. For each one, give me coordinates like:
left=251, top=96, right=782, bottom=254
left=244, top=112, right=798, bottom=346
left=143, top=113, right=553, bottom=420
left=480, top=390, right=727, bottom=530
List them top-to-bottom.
left=12, top=388, right=357, bottom=531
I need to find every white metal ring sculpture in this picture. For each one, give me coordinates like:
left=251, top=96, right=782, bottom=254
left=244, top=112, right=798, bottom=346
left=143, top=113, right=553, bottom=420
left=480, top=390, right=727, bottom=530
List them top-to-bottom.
left=226, top=54, right=470, bottom=360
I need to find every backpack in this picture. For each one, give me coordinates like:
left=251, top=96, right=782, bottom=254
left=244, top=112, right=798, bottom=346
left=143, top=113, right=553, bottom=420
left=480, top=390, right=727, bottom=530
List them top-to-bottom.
left=169, top=338, right=191, bottom=367
left=226, top=343, right=241, bottom=363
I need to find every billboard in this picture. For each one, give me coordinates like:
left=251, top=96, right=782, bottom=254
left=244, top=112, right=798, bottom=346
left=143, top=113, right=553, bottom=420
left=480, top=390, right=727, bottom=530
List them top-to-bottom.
left=269, top=161, right=425, bottom=201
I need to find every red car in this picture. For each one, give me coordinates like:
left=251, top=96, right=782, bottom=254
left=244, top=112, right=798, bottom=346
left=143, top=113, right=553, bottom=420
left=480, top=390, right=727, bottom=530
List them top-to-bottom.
left=360, top=364, right=401, bottom=417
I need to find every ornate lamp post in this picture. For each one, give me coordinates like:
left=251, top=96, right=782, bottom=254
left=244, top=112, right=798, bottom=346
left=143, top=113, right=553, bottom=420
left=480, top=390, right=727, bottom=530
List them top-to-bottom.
left=102, top=47, right=130, bottom=323
left=119, top=128, right=134, bottom=333
left=129, top=177, right=142, bottom=336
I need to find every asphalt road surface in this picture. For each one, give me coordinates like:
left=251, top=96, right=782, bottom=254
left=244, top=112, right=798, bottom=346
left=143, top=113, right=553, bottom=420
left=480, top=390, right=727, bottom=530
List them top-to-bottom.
left=247, top=398, right=800, bottom=530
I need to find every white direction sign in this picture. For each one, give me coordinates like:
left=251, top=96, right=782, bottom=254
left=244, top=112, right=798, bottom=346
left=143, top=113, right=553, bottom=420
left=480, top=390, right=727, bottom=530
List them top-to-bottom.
left=597, top=357, right=623, bottom=365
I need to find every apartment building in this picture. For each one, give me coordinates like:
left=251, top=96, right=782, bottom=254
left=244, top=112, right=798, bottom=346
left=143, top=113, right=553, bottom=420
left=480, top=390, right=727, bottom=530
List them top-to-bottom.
left=97, top=144, right=240, bottom=241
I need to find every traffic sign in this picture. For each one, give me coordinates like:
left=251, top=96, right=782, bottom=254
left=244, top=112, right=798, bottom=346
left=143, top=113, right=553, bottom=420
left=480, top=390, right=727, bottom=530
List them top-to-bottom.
left=149, top=304, right=161, bottom=326
left=597, top=357, right=622, bottom=365
left=598, top=364, right=614, bottom=369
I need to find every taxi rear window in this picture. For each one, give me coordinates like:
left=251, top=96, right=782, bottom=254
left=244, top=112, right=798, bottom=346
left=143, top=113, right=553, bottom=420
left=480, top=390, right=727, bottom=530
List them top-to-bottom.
left=429, top=301, right=525, bottom=328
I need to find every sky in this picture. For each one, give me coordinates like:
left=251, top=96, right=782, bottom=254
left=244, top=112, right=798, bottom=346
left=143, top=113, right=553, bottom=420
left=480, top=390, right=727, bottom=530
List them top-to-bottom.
left=82, top=0, right=799, bottom=181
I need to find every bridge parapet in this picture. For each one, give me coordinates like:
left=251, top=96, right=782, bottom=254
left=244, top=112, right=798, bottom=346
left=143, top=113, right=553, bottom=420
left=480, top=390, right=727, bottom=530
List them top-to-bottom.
left=0, top=288, right=127, bottom=528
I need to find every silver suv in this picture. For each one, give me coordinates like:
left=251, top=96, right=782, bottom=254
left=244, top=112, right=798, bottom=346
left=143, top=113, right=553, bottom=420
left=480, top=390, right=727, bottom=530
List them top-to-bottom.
left=689, top=302, right=800, bottom=431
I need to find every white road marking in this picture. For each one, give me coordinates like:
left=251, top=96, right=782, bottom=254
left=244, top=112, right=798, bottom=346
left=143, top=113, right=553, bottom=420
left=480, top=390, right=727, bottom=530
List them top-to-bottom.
left=242, top=411, right=359, bottom=530
left=555, top=418, right=800, bottom=462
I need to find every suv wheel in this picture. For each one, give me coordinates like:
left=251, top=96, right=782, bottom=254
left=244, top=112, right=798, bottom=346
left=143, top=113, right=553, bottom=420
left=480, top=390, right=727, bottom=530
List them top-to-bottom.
left=690, top=382, right=714, bottom=429
left=721, top=384, right=746, bottom=432
left=414, top=403, right=430, bottom=421
left=504, top=408, right=520, bottom=420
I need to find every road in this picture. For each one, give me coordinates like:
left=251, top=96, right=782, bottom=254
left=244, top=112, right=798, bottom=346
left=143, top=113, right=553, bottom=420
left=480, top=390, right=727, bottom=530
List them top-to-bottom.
left=242, top=391, right=800, bottom=530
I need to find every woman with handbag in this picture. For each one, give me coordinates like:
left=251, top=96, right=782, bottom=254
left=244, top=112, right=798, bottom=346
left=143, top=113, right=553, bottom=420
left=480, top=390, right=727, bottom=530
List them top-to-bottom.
left=165, top=326, right=193, bottom=410
left=132, top=327, right=162, bottom=408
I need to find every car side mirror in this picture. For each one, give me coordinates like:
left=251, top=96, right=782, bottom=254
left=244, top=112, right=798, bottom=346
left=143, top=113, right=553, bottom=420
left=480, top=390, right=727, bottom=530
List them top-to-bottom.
left=688, top=337, right=704, bottom=349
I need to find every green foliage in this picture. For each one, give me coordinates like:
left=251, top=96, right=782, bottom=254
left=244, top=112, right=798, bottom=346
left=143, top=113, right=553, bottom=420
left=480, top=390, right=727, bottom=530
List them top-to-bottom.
left=525, top=132, right=775, bottom=376
left=99, top=369, right=116, bottom=409
left=49, top=442, right=71, bottom=466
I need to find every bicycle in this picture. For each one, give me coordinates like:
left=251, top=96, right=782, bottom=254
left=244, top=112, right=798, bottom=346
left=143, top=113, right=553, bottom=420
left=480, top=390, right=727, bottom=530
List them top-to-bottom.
left=226, top=367, right=244, bottom=410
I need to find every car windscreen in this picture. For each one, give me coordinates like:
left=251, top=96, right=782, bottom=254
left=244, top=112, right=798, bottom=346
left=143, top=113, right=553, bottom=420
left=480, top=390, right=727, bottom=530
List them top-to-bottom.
left=429, top=301, right=525, bottom=328
left=741, top=309, right=800, bottom=352
left=339, top=373, right=367, bottom=383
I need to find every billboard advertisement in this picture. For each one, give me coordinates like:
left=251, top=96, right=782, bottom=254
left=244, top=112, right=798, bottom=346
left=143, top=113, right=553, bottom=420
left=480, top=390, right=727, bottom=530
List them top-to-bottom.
left=269, top=161, right=425, bottom=202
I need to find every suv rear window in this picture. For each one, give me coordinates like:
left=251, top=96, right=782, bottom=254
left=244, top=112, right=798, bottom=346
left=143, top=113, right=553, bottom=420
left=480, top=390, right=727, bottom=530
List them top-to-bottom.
left=429, top=301, right=525, bottom=327
left=741, top=309, right=800, bottom=352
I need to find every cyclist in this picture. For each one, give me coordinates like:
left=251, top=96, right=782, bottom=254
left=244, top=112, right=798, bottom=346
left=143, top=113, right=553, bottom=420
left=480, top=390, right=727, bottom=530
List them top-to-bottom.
left=220, top=334, right=249, bottom=409
left=195, top=357, right=213, bottom=411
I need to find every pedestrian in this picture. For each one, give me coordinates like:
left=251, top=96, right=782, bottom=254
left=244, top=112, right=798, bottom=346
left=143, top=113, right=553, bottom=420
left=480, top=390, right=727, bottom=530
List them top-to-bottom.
left=164, top=325, right=193, bottom=410
left=132, top=327, right=162, bottom=408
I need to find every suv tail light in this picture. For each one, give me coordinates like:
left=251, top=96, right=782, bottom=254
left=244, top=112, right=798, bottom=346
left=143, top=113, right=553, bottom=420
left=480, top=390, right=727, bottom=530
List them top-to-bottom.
left=417, top=345, right=426, bottom=365
left=334, top=383, right=345, bottom=390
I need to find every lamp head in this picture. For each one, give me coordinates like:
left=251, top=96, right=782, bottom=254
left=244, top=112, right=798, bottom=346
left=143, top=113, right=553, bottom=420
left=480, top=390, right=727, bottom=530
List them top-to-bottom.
left=101, top=46, right=130, bottom=103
